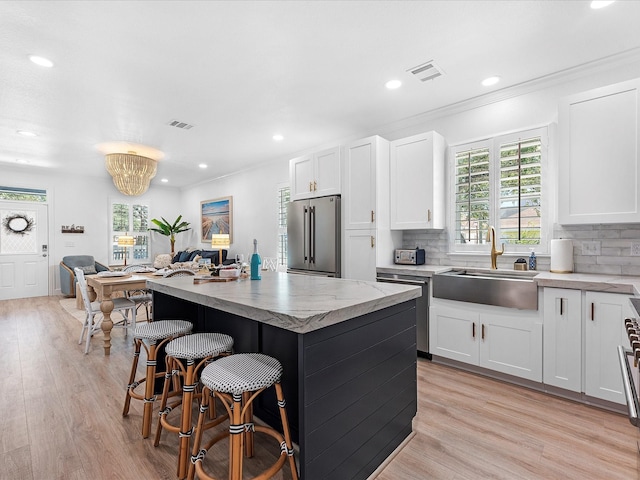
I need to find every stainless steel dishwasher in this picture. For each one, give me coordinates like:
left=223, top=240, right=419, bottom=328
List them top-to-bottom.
left=376, top=272, right=430, bottom=359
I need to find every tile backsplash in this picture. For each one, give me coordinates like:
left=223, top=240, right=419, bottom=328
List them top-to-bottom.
left=402, top=223, right=640, bottom=276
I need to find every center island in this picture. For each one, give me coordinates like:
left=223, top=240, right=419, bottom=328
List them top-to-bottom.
left=147, top=271, right=420, bottom=480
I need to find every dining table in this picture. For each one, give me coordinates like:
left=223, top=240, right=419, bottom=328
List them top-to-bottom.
left=86, top=272, right=154, bottom=355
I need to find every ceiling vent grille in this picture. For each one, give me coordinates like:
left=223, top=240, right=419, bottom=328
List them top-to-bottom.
left=408, top=61, right=445, bottom=82
left=167, top=119, right=194, bottom=130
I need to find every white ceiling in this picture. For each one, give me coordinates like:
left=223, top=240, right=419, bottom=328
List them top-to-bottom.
left=2, top=0, right=640, bottom=189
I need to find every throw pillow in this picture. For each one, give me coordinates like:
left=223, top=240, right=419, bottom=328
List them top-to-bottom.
left=188, top=250, right=202, bottom=261
left=200, top=250, right=219, bottom=264
left=178, top=251, right=192, bottom=262
left=154, top=254, right=172, bottom=269
left=80, top=265, right=97, bottom=275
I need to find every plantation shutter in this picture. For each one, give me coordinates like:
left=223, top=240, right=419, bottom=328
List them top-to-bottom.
left=498, top=136, right=542, bottom=245
left=454, top=147, right=491, bottom=244
left=277, top=186, right=290, bottom=267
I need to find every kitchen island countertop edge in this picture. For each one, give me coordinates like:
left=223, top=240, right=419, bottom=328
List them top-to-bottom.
left=147, top=271, right=421, bottom=334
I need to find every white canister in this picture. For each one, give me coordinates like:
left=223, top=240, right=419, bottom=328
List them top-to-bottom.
left=550, top=239, right=573, bottom=273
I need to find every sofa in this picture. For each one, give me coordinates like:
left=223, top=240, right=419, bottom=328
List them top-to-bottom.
left=153, top=249, right=231, bottom=270
left=175, top=249, right=229, bottom=265
left=59, top=255, right=109, bottom=297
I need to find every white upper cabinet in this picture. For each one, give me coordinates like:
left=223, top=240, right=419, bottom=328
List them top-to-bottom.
left=558, top=78, right=640, bottom=224
left=390, top=131, right=446, bottom=229
left=342, top=135, right=398, bottom=281
left=343, top=136, right=386, bottom=230
left=290, top=146, right=341, bottom=201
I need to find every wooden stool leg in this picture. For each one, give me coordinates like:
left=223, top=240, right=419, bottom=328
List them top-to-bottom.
left=122, top=339, right=142, bottom=416
left=142, top=341, right=158, bottom=438
left=153, top=356, right=176, bottom=446
left=177, top=359, right=196, bottom=480
left=275, top=383, right=299, bottom=480
left=187, top=389, right=206, bottom=480
left=243, top=390, right=254, bottom=458
left=230, top=393, right=244, bottom=480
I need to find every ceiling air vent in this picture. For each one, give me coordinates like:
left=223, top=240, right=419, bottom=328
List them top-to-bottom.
left=408, top=61, right=445, bottom=82
left=167, top=119, right=194, bottom=130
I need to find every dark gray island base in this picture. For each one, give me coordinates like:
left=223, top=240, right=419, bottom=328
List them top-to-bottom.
left=147, top=273, right=419, bottom=480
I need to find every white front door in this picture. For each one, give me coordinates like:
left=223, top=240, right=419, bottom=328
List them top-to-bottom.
left=0, top=202, right=49, bottom=300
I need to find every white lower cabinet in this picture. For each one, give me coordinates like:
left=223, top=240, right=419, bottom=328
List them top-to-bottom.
left=343, top=230, right=376, bottom=281
left=543, top=288, right=582, bottom=392
left=543, top=288, right=632, bottom=405
left=584, top=291, right=633, bottom=404
left=430, top=301, right=542, bottom=382
left=429, top=304, right=479, bottom=364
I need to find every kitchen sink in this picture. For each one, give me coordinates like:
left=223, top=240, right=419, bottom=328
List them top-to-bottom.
left=432, top=268, right=538, bottom=310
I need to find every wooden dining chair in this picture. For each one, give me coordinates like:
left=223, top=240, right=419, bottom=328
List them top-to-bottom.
left=121, top=264, right=153, bottom=321
left=74, top=268, right=137, bottom=354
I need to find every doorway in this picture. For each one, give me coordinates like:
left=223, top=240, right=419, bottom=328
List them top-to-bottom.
left=0, top=201, right=49, bottom=300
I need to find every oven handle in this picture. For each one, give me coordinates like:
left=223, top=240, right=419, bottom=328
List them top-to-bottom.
left=617, top=345, right=640, bottom=427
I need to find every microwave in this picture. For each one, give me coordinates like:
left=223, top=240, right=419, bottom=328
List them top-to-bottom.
left=394, top=249, right=425, bottom=265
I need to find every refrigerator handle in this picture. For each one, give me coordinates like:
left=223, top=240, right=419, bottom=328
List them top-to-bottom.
left=303, top=205, right=309, bottom=261
left=309, top=205, right=315, bottom=263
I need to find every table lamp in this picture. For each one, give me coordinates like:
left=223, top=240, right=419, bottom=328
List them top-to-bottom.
left=117, top=233, right=135, bottom=266
left=211, top=233, right=230, bottom=266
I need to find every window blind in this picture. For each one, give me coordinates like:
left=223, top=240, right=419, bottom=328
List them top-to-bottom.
left=499, top=136, right=542, bottom=244
left=454, top=147, right=490, bottom=244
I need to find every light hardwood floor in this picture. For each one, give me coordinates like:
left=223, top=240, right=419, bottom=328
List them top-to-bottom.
left=0, top=296, right=637, bottom=479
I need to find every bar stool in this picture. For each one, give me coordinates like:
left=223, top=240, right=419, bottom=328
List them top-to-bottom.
left=122, top=319, right=193, bottom=438
left=154, top=332, right=234, bottom=480
left=188, top=353, right=298, bottom=480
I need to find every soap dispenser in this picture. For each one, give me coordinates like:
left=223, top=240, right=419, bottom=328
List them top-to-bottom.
left=529, top=249, right=537, bottom=271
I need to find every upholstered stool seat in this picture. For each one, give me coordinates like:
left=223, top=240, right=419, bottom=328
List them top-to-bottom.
left=122, top=319, right=193, bottom=438
left=154, top=333, right=234, bottom=480
left=188, top=353, right=298, bottom=480
left=200, top=353, right=283, bottom=394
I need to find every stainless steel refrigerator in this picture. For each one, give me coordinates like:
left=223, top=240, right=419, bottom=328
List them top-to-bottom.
left=287, top=195, right=341, bottom=277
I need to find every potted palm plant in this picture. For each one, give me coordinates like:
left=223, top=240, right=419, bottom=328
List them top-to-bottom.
left=149, top=215, right=191, bottom=256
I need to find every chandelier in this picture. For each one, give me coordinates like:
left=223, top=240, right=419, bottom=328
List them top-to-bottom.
left=105, top=152, right=157, bottom=196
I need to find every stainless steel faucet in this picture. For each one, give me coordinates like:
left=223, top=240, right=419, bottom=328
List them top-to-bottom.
left=486, top=226, right=504, bottom=270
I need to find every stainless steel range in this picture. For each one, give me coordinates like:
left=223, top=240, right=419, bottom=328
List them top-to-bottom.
left=617, top=297, right=640, bottom=478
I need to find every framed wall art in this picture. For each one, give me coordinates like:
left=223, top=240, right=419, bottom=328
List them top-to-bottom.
left=200, top=196, right=232, bottom=243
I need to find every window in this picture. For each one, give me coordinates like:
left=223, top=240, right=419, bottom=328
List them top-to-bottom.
left=451, top=127, right=547, bottom=253
left=498, top=136, right=542, bottom=245
left=454, top=142, right=491, bottom=245
left=277, top=185, right=290, bottom=268
left=0, top=186, right=47, bottom=202
left=110, top=202, right=150, bottom=264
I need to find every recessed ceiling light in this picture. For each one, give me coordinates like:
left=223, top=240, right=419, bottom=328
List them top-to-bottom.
left=591, top=1, right=615, bottom=9
left=28, top=55, right=54, bottom=68
left=482, top=76, right=501, bottom=87
left=385, top=79, right=402, bottom=90
left=17, top=130, right=37, bottom=137
left=273, top=134, right=284, bottom=141
left=198, top=164, right=208, bottom=169
left=161, top=178, right=168, bottom=183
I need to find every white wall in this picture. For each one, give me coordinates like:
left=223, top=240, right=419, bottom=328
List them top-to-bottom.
left=178, top=159, right=289, bottom=262
left=3, top=165, right=182, bottom=294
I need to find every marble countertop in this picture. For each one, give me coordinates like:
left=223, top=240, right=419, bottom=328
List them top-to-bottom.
left=376, top=264, right=640, bottom=295
left=376, top=264, right=452, bottom=277
left=147, top=271, right=421, bottom=334
left=533, top=271, right=640, bottom=295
